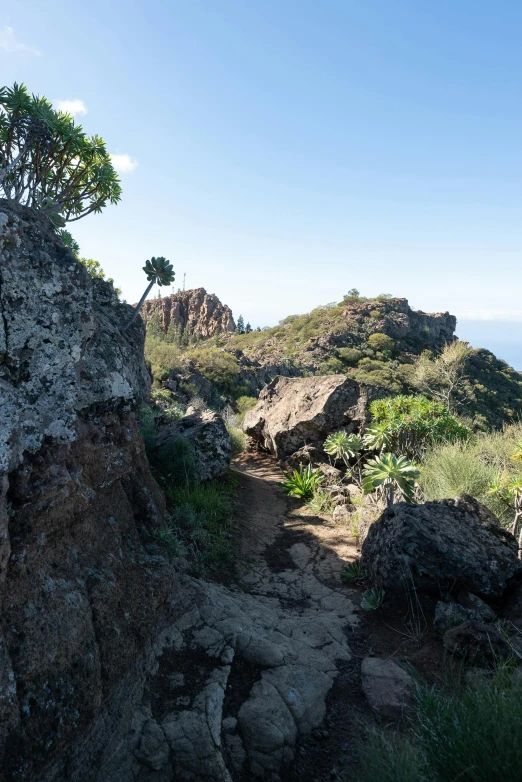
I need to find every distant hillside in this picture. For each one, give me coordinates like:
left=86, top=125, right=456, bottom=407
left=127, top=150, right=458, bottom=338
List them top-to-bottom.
left=142, top=291, right=522, bottom=430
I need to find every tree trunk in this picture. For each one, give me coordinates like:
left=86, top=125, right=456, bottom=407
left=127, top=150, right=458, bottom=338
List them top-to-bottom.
left=123, top=277, right=156, bottom=331
left=385, top=484, right=394, bottom=509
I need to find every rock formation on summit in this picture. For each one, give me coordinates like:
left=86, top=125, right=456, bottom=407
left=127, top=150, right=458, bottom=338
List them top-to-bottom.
left=140, top=287, right=236, bottom=339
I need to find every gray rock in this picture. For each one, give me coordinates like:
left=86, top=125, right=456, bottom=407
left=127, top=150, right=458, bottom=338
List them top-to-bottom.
left=0, top=201, right=150, bottom=475
left=243, top=375, right=384, bottom=459
left=156, top=408, right=232, bottom=481
left=280, top=445, right=320, bottom=473
left=316, top=463, right=343, bottom=484
left=361, top=494, right=522, bottom=598
left=502, top=583, right=522, bottom=631
left=457, top=591, right=496, bottom=622
left=433, top=601, right=477, bottom=637
left=443, top=620, right=512, bottom=664
left=361, top=657, right=415, bottom=720
left=221, top=717, right=238, bottom=733
left=134, top=719, right=170, bottom=771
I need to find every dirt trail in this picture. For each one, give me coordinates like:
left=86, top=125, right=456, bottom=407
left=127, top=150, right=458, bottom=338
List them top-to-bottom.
left=99, top=451, right=435, bottom=781
left=230, top=453, right=373, bottom=780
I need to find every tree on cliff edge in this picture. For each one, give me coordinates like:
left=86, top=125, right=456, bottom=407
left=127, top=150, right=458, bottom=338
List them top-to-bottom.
left=0, top=83, right=121, bottom=223
left=124, top=257, right=175, bottom=330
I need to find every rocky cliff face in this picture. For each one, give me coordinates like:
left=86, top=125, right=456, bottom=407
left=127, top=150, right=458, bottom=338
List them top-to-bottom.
left=0, top=202, right=190, bottom=779
left=140, top=288, right=235, bottom=339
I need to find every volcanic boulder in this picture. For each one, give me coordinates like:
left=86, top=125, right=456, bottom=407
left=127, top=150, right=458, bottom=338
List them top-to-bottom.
left=243, top=375, right=383, bottom=460
left=361, top=494, right=522, bottom=598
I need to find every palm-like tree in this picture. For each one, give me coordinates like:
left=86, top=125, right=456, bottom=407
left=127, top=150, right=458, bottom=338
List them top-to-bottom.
left=124, top=257, right=175, bottom=330
left=362, top=452, right=420, bottom=508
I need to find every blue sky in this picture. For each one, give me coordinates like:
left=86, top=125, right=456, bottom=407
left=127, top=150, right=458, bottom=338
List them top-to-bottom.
left=2, top=1, right=522, bottom=366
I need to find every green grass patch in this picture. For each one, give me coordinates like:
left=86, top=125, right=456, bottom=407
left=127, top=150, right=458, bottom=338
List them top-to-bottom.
left=357, top=667, right=522, bottom=782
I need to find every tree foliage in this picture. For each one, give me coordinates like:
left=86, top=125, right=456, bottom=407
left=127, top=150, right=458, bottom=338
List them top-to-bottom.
left=0, top=82, right=121, bottom=223
left=125, top=257, right=175, bottom=330
left=412, top=341, right=472, bottom=410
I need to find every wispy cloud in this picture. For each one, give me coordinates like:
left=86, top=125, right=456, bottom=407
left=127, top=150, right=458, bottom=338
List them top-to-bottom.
left=0, top=26, right=41, bottom=56
left=53, top=99, right=87, bottom=117
left=110, top=153, right=138, bottom=174
left=457, top=310, right=522, bottom=322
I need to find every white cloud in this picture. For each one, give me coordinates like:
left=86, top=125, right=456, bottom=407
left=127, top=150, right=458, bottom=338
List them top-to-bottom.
left=0, top=26, right=40, bottom=56
left=53, top=99, right=87, bottom=117
left=110, top=153, right=138, bottom=174
left=457, top=310, right=522, bottom=322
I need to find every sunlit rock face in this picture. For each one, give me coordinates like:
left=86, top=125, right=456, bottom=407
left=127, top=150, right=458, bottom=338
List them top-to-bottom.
left=140, top=287, right=236, bottom=339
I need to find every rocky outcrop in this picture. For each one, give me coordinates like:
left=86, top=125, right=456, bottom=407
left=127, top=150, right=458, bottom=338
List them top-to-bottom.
left=0, top=201, right=189, bottom=779
left=1, top=201, right=354, bottom=781
left=0, top=207, right=150, bottom=476
left=140, top=288, right=235, bottom=339
left=243, top=375, right=384, bottom=460
left=156, top=408, right=232, bottom=482
left=361, top=494, right=522, bottom=598
left=443, top=620, right=512, bottom=664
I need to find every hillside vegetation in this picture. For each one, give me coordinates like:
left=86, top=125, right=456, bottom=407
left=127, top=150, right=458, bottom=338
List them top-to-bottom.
left=143, top=291, right=522, bottom=430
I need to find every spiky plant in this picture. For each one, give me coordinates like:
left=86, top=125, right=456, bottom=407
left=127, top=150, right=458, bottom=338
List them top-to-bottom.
left=124, top=256, right=175, bottom=330
left=362, top=421, right=394, bottom=453
left=324, top=431, right=363, bottom=467
left=362, top=453, right=420, bottom=508
left=280, top=464, right=323, bottom=500
left=341, top=558, right=364, bottom=585
left=361, top=588, right=385, bottom=611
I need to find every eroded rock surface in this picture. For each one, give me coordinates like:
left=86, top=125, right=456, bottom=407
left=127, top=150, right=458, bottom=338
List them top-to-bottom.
left=0, top=201, right=188, bottom=778
left=0, top=202, right=149, bottom=475
left=243, top=375, right=383, bottom=460
left=155, top=407, right=232, bottom=482
left=361, top=494, right=522, bottom=598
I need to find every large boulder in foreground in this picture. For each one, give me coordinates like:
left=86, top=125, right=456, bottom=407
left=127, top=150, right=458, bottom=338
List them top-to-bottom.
left=243, top=375, right=381, bottom=459
left=156, top=408, right=232, bottom=481
left=361, top=494, right=522, bottom=598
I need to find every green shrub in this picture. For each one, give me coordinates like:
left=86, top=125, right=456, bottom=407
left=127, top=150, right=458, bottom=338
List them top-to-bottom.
left=369, top=309, right=382, bottom=319
left=368, top=332, right=395, bottom=352
left=145, top=335, right=181, bottom=379
left=184, top=345, right=242, bottom=396
left=338, top=347, right=363, bottom=365
left=358, top=358, right=385, bottom=371
left=355, top=365, right=404, bottom=393
left=235, top=395, right=258, bottom=419
left=365, top=395, right=472, bottom=459
left=227, top=424, right=246, bottom=457
left=419, top=426, right=522, bottom=526
left=324, top=431, right=363, bottom=467
left=363, top=452, right=420, bottom=507
left=280, top=464, right=323, bottom=499
left=165, top=481, right=235, bottom=573
left=340, top=559, right=364, bottom=584
left=360, top=588, right=386, bottom=611
left=358, top=669, right=522, bottom=782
